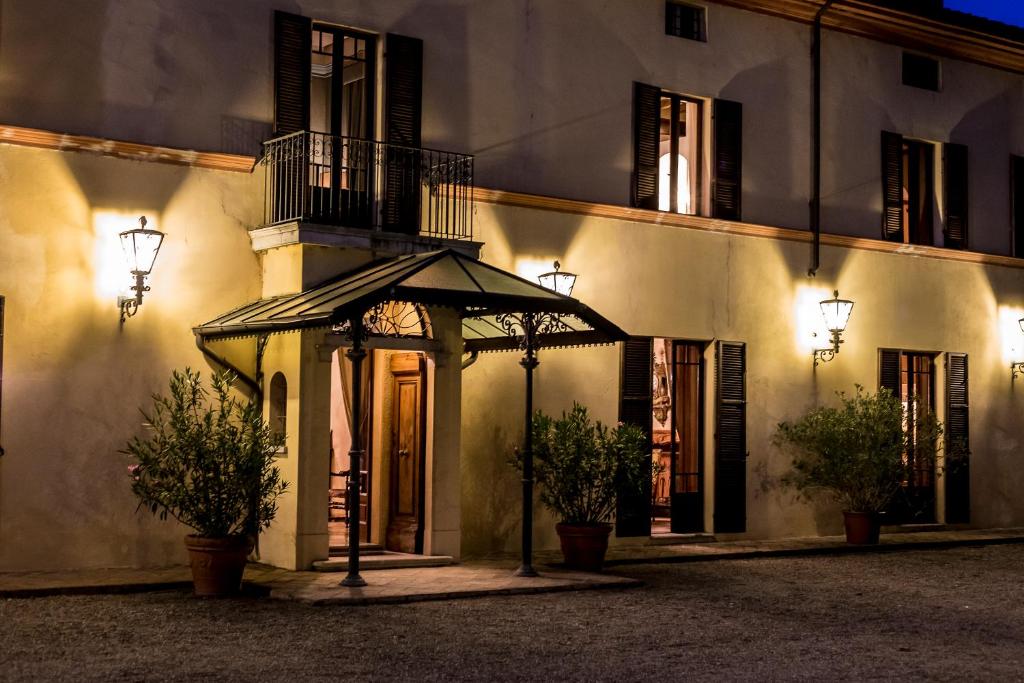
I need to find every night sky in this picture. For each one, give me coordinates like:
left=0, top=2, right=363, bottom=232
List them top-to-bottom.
left=944, top=1, right=1024, bottom=27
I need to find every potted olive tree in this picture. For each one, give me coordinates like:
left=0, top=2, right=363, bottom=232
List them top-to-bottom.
left=125, top=369, right=288, bottom=596
left=772, top=386, right=942, bottom=544
left=513, top=403, right=649, bottom=571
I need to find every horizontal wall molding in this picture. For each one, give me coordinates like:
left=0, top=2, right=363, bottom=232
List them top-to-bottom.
left=710, top=0, right=1024, bottom=75
left=0, top=125, right=256, bottom=173
left=472, top=187, right=1024, bottom=271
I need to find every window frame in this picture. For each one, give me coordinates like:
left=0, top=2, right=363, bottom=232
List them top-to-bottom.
left=665, top=1, right=707, bottom=42
left=659, top=91, right=704, bottom=216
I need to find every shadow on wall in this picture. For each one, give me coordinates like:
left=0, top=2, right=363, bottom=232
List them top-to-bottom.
left=0, top=0, right=275, bottom=154
left=720, top=59, right=807, bottom=232
left=951, top=91, right=1015, bottom=256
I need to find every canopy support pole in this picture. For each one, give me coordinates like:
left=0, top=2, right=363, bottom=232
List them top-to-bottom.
left=515, top=313, right=540, bottom=578
left=341, top=314, right=368, bottom=588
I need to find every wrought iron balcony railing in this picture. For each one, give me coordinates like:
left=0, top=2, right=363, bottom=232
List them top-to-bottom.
left=260, top=130, right=474, bottom=241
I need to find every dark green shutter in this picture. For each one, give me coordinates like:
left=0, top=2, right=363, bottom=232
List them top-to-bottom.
left=273, top=11, right=311, bottom=136
left=383, top=33, right=423, bottom=233
left=632, top=83, right=661, bottom=210
left=712, top=99, right=742, bottom=220
left=882, top=131, right=904, bottom=242
left=944, top=143, right=969, bottom=250
left=1013, top=155, right=1024, bottom=257
left=617, top=337, right=653, bottom=537
left=714, top=341, right=746, bottom=533
left=879, top=348, right=901, bottom=398
left=945, top=353, right=970, bottom=523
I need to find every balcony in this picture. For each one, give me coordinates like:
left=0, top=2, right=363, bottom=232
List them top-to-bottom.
left=256, top=131, right=475, bottom=253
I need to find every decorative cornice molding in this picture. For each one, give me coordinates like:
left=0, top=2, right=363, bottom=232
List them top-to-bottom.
left=710, top=0, right=1024, bottom=74
left=0, top=125, right=257, bottom=173
left=472, top=187, right=1024, bottom=270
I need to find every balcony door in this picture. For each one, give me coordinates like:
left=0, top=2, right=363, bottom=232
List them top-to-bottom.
left=309, top=26, right=376, bottom=226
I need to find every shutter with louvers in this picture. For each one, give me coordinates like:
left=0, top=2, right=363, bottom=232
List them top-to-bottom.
left=273, top=11, right=311, bottom=136
left=383, top=34, right=423, bottom=234
left=632, top=83, right=661, bottom=210
left=712, top=99, right=742, bottom=220
left=882, top=131, right=904, bottom=241
left=944, top=143, right=969, bottom=249
left=1013, top=155, right=1024, bottom=257
left=617, top=337, right=653, bottom=537
left=714, top=341, right=746, bottom=533
left=879, top=348, right=902, bottom=399
left=945, top=353, right=970, bottom=523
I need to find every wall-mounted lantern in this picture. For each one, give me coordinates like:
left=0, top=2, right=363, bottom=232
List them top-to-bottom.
left=118, top=216, right=165, bottom=324
left=537, top=260, right=577, bottom=296
left=813, top=290, right=854, bottom=367
left=1013, top=318, right=1024, bottom=380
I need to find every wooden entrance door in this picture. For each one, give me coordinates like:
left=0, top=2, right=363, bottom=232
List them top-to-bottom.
left=385, top=353, right=426, bottom=553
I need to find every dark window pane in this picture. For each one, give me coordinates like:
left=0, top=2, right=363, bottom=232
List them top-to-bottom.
left=903, top=52, right=940, bottom=91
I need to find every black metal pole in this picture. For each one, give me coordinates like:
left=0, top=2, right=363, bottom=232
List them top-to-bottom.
left=515, top=314, right=539, bottom=578
left=341, top=316, right=367, bottom=588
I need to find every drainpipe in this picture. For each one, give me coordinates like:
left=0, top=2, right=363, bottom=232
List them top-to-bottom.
left=810, top=0, right=838, bottom=277
left=195, top=333, right=263, bottom=403
left=461, top=350, right=479, bottom=370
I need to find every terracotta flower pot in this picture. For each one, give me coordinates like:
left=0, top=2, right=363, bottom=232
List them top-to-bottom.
left=842, top=511, right=881, bottom=545
left=555, top=523, right=613, bottom=572
left=184, top=535, right=253, bottom=597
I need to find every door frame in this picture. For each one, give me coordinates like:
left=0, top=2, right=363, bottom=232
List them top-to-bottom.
left=669, top=339, right=707, bottom=534
left=386, top=352, right=428, bottom=554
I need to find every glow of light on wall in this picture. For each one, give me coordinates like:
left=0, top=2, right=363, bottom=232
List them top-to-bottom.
left=92, top=210, right=158, bottom=300
left=514, top=257, right=560, bottom=287
left=794, top=284, right=835, bottom=354
left=998, top=305, right=1024, bottom=364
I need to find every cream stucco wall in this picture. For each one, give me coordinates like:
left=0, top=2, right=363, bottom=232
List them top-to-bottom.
left=4, top=0, right=1023, bottom=252
left=0, top=144, right=262, bottom=571
left=460, top=200, right=1024, bottom=557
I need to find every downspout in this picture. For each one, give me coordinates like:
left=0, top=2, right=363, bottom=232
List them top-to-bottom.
left=810, top=0, right=838, bottom=277
left=194, top=332, right=264, bottom=404
left=461, top=350, right=479, bottom=370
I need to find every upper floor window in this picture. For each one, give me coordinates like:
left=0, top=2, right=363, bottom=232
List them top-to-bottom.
left=665, top=2, right=707, bottom=42
left=309, top=27, right=376, bottom=141
left=902, top=52, right=940, bottom=92
left=633, top=83, right=741, bottom=221
left=658, top=94, right=702, bottom=214
left=881, top=131, right=967, bottom=249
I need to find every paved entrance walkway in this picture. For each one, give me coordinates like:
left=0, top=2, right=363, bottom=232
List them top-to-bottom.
left=2, top=527, right=1021, bottom=603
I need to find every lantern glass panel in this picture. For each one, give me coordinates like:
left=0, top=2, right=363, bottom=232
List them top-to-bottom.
left=120, top=229, right=164, bottom=275
left=820, top=297, right=854, bottom=333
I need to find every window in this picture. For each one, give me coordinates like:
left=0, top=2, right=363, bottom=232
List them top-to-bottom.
left=665, top=2, right=706, bottom=42
left=902, top=52, right=940, bottom=92
left=633, top=83, right=741, bottom=219
left=658, top=94, right=702, bottom=214
left=881, top=132, right=967, bottom=249
left=901, top=138, right=935, bottom=246
left=269, top=372, right=287, bottom=445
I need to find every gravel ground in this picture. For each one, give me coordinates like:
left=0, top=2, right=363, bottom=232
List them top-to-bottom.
left=3, top=544, right=1024, bottom=681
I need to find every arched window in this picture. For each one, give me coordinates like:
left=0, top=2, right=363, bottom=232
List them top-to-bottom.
left=269, top=372, right=287, bottom=440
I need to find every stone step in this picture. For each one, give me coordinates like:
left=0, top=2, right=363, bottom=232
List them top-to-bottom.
left=312, top=552, right=456, bottom=572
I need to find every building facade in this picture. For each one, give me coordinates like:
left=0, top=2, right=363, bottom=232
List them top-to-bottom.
left=2, top=0, right=1024, bottom=571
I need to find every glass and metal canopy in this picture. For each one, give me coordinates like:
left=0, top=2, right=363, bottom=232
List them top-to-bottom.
left=194, top=248, right=628, bottom=587
left=193, top=249, right=626, bottom=351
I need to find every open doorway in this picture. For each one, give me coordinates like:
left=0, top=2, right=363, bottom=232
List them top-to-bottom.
left=651, top=338, right=706, bottom=535
left=328, top=349, right=373, bottom=553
